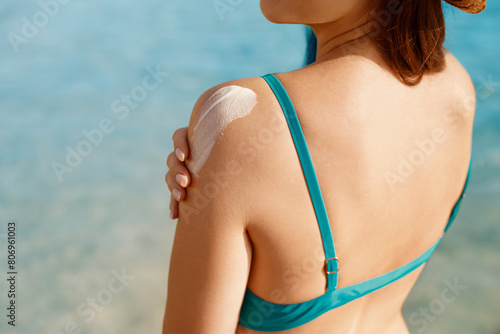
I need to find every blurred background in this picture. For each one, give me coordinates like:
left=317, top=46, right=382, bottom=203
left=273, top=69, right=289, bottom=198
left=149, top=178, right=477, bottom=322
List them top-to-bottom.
left=0, top=1, right=498, bottom=333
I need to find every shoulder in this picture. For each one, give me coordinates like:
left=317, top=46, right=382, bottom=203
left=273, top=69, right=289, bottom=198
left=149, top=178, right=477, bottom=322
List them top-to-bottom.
left=442, top=48, right=477, bottom=109
left=437, top=49, right=477, bottom=131
left=183, top=75, right=291, bottom=218
left=186, top=75, right=285, bottom=149
left=186, top=76, right=282, bottom=146
left=189, top=77, right=274, bottom=120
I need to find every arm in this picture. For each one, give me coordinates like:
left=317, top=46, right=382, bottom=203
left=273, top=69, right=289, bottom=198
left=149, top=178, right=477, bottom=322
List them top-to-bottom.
left=163, top=81, right=259, bottom=333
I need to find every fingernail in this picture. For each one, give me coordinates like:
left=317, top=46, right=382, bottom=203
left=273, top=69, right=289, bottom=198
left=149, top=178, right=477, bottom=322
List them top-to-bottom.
left=175, top=147, right=185, bottom=161
left=176, top=173, right=188, bottom=187
left=173, top=188, right=181, bottom=201
left=170, top=210, right=174, bottom=219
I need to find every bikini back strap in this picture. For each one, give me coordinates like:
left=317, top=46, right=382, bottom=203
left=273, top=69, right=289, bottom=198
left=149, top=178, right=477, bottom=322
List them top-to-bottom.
left=261, top=73, right=339, bottom=290
left=444, top=158, right=472, bottom=233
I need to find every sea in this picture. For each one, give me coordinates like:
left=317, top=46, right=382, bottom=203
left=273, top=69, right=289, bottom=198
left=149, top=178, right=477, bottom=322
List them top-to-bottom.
left=0, top=0, right=498, bottom=333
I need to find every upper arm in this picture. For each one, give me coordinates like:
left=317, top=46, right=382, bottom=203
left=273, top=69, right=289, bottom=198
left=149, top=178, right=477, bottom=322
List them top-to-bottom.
left=163, top=78, right=266, bottom=333
left=163, top=201, right=253, bottom=333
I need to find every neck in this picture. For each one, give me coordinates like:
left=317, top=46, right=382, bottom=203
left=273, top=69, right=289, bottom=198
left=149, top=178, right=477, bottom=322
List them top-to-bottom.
left=309, top=15, right=378, bottom=61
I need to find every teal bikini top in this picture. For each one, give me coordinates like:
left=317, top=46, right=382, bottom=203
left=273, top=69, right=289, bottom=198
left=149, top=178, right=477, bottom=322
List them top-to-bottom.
left=238, top=74, right=472, bottom=332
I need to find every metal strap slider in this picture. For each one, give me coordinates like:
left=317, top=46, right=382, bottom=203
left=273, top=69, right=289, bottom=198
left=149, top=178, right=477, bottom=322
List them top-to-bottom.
left=325, top=256, right=339, bottom=275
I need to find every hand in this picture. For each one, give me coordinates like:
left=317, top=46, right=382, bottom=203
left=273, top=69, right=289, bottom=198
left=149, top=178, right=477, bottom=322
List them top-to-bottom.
left=165, top=127, right=191, bottom=219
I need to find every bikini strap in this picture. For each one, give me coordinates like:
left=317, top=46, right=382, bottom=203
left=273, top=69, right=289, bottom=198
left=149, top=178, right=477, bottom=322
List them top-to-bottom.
left=261, top=74, right=339, bottom=291
left=444, top=158, right=472, bottom=233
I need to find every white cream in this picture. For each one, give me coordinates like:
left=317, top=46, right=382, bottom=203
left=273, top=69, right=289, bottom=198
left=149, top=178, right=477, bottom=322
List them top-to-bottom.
left=189, top=85, right=257, bottom=176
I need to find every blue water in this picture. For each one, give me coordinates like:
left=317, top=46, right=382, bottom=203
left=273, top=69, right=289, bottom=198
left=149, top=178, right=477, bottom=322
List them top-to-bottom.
left=0, top=1, right=498, bottom=333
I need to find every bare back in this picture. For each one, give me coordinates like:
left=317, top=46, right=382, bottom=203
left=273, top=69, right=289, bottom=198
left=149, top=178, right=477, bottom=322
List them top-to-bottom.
left=237, top=49, right=474, bottom=334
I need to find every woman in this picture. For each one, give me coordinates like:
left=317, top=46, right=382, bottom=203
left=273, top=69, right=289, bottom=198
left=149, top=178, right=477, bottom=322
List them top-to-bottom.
left=163, top=0, right=485, bottom=333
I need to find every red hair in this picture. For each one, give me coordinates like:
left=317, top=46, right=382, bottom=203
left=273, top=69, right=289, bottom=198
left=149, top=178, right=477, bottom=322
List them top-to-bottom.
left=305, top=0, right=486, bottom=85
left=376, top=0, right=447, bottom=85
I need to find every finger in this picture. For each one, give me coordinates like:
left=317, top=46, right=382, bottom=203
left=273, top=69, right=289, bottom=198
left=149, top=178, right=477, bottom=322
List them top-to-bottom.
left=172, top=127, right=189, bottom=161
left=166, top=152, right=176, bottom=169
left=166, top=154, right=191, bottom=188
left=174, top=165, right=191, bottom=188
left=165, top=171, right=176, bottom=192
left=165, top=172, right=186, bottom=201
left=170, top=195, right=180, bottom=220
left=170, top=195, right=179, bottom=220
